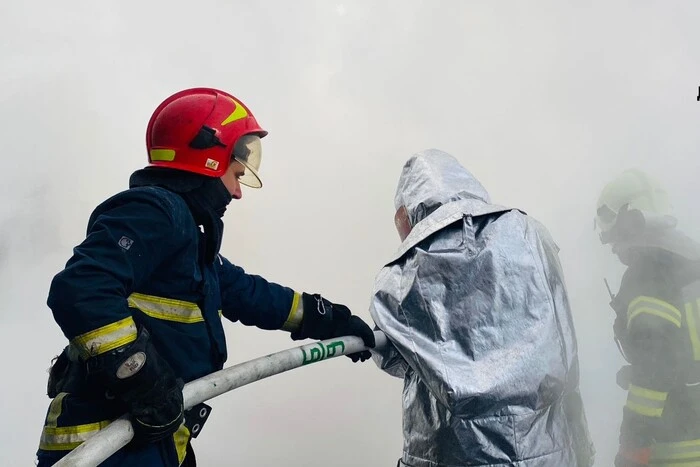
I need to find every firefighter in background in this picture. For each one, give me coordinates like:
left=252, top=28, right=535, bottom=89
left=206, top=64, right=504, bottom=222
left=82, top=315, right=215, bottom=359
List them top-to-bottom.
left=595, top=169, right=700, bottom=467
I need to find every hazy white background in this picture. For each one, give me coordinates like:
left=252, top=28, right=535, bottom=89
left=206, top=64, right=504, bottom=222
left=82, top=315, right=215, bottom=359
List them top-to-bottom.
left=1, top=1, right=699, bottom=465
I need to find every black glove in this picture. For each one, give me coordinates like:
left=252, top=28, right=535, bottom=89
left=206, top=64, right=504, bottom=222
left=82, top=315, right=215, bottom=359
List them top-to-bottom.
left=291, top=293, right=376, bottom=362
left=87, top=327, right=184, bottom=444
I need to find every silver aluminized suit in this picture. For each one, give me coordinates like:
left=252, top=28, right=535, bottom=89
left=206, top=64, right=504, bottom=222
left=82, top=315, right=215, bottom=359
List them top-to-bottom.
left=370, top=150, right=595, bottom=467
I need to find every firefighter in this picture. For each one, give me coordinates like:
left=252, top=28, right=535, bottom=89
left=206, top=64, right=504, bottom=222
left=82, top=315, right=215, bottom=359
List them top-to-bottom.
left=36, top=87, right=375, bottom=466
left=370, top=149, right=595, bottom=466
left=595, top=168, right=700, bottom=466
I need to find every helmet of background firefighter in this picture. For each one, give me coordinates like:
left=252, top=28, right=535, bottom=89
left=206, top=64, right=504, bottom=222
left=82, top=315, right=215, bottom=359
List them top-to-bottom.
left=145, top=87, right=267, bottom=188
left=594, top=169, right=677, bottom=245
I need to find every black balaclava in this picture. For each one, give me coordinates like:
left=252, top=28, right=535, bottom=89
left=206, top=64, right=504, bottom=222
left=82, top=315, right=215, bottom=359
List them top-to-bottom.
left=129, top=167, right=233, bottom=263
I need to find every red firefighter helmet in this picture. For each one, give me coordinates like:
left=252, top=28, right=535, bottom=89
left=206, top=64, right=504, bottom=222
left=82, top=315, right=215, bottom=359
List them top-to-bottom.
left=146, top=87, right=267, bottom=187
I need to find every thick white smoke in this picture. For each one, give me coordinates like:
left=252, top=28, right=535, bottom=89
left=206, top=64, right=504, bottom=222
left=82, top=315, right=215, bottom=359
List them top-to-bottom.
left=1, top=1, right=699, bottom=465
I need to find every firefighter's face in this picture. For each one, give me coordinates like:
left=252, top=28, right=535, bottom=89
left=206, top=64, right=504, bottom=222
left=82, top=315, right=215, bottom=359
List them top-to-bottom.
left=220, top=160, right=245, bottom=200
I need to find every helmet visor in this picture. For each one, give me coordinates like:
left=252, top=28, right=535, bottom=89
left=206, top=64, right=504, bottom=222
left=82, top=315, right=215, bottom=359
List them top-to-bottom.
left=232, top=134, right=263, bottom=188
left=596, top=204, right=617, bottom=227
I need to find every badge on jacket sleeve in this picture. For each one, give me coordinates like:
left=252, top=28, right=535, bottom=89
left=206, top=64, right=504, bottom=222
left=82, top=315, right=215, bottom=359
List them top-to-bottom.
left=118, top=236, right=134, bottom=250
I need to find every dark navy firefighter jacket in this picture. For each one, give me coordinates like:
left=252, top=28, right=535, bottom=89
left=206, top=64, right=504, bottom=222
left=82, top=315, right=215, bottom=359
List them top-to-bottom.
left=37, top=186, right=300, bottom=466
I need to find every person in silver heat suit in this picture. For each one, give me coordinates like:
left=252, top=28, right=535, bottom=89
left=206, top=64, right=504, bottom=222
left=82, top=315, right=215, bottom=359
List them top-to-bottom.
left=370, top=149, right=595, bottom=467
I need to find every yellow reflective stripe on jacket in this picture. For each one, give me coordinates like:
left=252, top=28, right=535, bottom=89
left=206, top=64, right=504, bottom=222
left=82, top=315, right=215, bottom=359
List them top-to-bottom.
left=282, top=292, right=303, bottom=332
left=128, top=293, right=204, bottom=324
left=627, top=296, right=682, bottom=328
left=686, top=300, right=700, bottom=361
left=71, top=316, right=138, bottom=358
left=626, top=384, right=668, bottom=417
left=39, top=391, right=112, bottom=451
left=46, top=392, right=67, bottom=428
left=39, top=420, right=112, bottom=451
left=174, top=423, right=191, bottom=465
left=651, top=438, right=700, bottom=464
left=651, top=461, right=700, bottom=467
